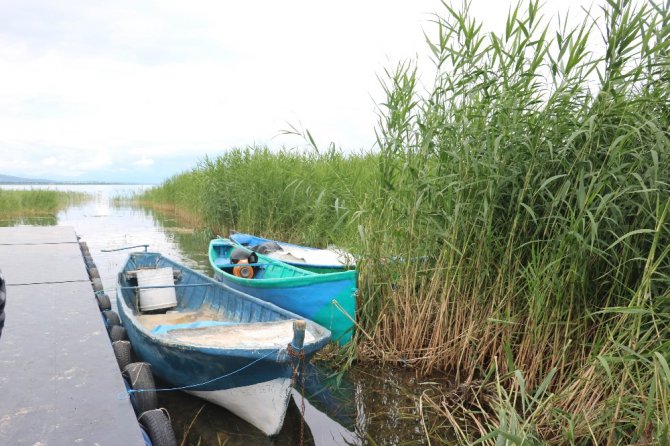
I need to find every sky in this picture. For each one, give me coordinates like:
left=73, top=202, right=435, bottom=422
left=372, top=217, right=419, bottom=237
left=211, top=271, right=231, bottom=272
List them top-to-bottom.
left=0, top=0, right=597, bottom=184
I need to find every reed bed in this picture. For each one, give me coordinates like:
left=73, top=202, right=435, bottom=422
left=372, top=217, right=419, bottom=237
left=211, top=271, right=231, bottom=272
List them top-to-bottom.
left=139, top=0, right=670, bottom=443
left=138, top=146, right=377, bottom=245
left=0, top=189, right=89, bottom=216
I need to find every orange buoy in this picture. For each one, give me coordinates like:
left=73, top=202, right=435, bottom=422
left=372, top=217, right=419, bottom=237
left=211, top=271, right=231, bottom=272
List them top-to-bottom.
left=232, top=259, right=254, bottom=279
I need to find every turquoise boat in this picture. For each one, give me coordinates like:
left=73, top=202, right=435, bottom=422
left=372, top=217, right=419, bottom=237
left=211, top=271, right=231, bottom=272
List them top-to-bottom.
left=230, top=232, right=356, bottom=274
left=208, top=238, right=357, bottom=344
left=116, top=251, right=330, bottom=436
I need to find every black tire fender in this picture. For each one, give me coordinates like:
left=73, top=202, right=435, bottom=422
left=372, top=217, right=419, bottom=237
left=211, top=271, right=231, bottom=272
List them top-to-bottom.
left=79, top=241, right=90, bottom=257
left=88, top=267, right=100, bottom=280
left=92, top=277, right=104, bottom=293
left=96, top=294, right=111, bottom=311
left=103, top=310, right=121, bottom=328
left=109, top=325, right=128, bottom=342
left=112, top=340, right=133, bottom=371
left=123, top=362, right=158, bottom=416
left=138, top=409, right=177, bottom=446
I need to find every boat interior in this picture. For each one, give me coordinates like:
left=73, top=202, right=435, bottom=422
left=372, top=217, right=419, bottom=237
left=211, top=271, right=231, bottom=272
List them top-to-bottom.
left=210, top=240, right=314, bottom=280
left=118, top=252, right=322, bottom=347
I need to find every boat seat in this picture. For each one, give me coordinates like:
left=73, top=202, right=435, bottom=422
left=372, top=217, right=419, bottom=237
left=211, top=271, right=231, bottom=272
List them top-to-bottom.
left=213, top=258, right=269, bottom=269
left=214, top=259, right=231, bottom=268
left=136, top=267, right=177, bottom=312
left=126, top=268, right=182, bottom=281
left=151, top=320, right=238, bottom=335
left=163, top=320, right=316, bottom=349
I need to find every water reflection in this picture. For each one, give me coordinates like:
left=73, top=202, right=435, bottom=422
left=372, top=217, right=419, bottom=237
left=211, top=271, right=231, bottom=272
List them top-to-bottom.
left=0, top=184, right=434, bottom=445
left=0, top=215, right=58, bottom=227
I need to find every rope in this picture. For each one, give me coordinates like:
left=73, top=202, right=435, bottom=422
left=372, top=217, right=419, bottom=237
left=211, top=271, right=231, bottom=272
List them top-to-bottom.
left=0, top=241, right=78, bottom=246
left=101, top=244, right=149, bottom=252
left=214, top=262, right=272, bottom=268
left=8, top=279, right=91, bottom=287
left=119, top=283, right=212, bottom=290
left=288, top=344, right=307, bottom=446
left=120, top=348, right=280, bottom=398
left=137, top=407, right=172, bottom=424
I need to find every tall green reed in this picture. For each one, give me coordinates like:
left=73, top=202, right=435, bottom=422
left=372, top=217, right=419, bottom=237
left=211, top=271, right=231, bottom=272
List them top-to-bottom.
left=364, top=0, right=670, bottom=443
left=139, top=146, right=377, bottom=246
left=0, top=189, right=89, bottom=215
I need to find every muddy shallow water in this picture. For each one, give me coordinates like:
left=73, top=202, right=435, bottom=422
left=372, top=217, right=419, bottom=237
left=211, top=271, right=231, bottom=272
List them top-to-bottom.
left=1, top=184, right=436, bottom=445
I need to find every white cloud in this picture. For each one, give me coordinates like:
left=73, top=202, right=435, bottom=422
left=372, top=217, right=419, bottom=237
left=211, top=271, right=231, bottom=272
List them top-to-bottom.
left=0, top=0, right=598, bottom=182
left=32, top=149, right=113, bottom=177
left=133, top=157, right=155, bottom=167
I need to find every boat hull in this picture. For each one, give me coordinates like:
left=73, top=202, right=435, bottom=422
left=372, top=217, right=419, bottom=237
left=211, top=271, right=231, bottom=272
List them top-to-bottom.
left=209, top=239, right=357, bottom=344
left=116, top=252, right=330, bottom=436
left=213, top=271, right=356, bottom=344
left=120, top=315, right=295, bottom=435
left=187, top=377, right=293, bottom=436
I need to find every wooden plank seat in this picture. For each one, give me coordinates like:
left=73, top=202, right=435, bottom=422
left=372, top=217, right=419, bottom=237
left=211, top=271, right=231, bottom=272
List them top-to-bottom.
left=125, top=268, right=182, bottom=281
left=163, top=319, right=314, bottom=348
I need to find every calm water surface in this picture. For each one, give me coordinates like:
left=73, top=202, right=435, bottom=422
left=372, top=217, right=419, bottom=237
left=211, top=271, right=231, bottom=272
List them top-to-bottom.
left=0, top=184, right=431, bottom=445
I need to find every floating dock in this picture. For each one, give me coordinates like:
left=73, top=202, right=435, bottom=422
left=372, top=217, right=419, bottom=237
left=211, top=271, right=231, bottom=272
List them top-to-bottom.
left=0, top=226, right=145, bottom=445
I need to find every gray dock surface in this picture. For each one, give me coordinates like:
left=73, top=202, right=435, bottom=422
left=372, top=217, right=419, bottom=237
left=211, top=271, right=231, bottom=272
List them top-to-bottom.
left=0, top=226, right=145, bottom=446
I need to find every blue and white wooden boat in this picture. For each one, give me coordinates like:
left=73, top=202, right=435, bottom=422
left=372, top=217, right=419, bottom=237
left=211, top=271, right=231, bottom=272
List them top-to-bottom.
left=230, top=233, right=356, bottom=273
left=209, top=238, right=357, bottom=345
left=116, top=251, right=331, bottom=436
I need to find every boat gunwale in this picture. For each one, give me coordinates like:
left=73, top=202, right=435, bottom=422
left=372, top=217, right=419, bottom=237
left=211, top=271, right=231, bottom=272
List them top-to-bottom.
left=209, top=239, right=358, bottom=288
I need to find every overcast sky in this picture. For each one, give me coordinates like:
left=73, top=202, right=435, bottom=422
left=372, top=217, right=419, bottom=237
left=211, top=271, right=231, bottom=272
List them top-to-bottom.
left=0, top=0, right=596, bottom=184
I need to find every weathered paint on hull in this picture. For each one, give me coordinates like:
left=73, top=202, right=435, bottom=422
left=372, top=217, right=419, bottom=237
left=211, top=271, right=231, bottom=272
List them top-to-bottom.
left=209, top=239, right=357, bottom=344
left=214, top=272, right=356, bottom=344
left=120, top=315, right=295, bottom=391
left=187, top=377, right=293, bottom=436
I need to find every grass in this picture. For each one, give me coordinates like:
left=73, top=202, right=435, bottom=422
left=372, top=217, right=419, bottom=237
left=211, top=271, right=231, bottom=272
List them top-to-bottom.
left=138, top=0, right=670, bottom=443
left=0, top=189, right=90, bottom=217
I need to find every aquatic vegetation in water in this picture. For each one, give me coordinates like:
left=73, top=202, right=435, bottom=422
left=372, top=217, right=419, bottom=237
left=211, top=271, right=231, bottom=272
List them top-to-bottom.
left=0, top=189, right=90, bottom=218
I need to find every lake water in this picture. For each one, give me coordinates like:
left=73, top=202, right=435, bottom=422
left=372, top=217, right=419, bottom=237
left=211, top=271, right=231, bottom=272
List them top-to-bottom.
left=0, top=184, right=431, bottom=445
